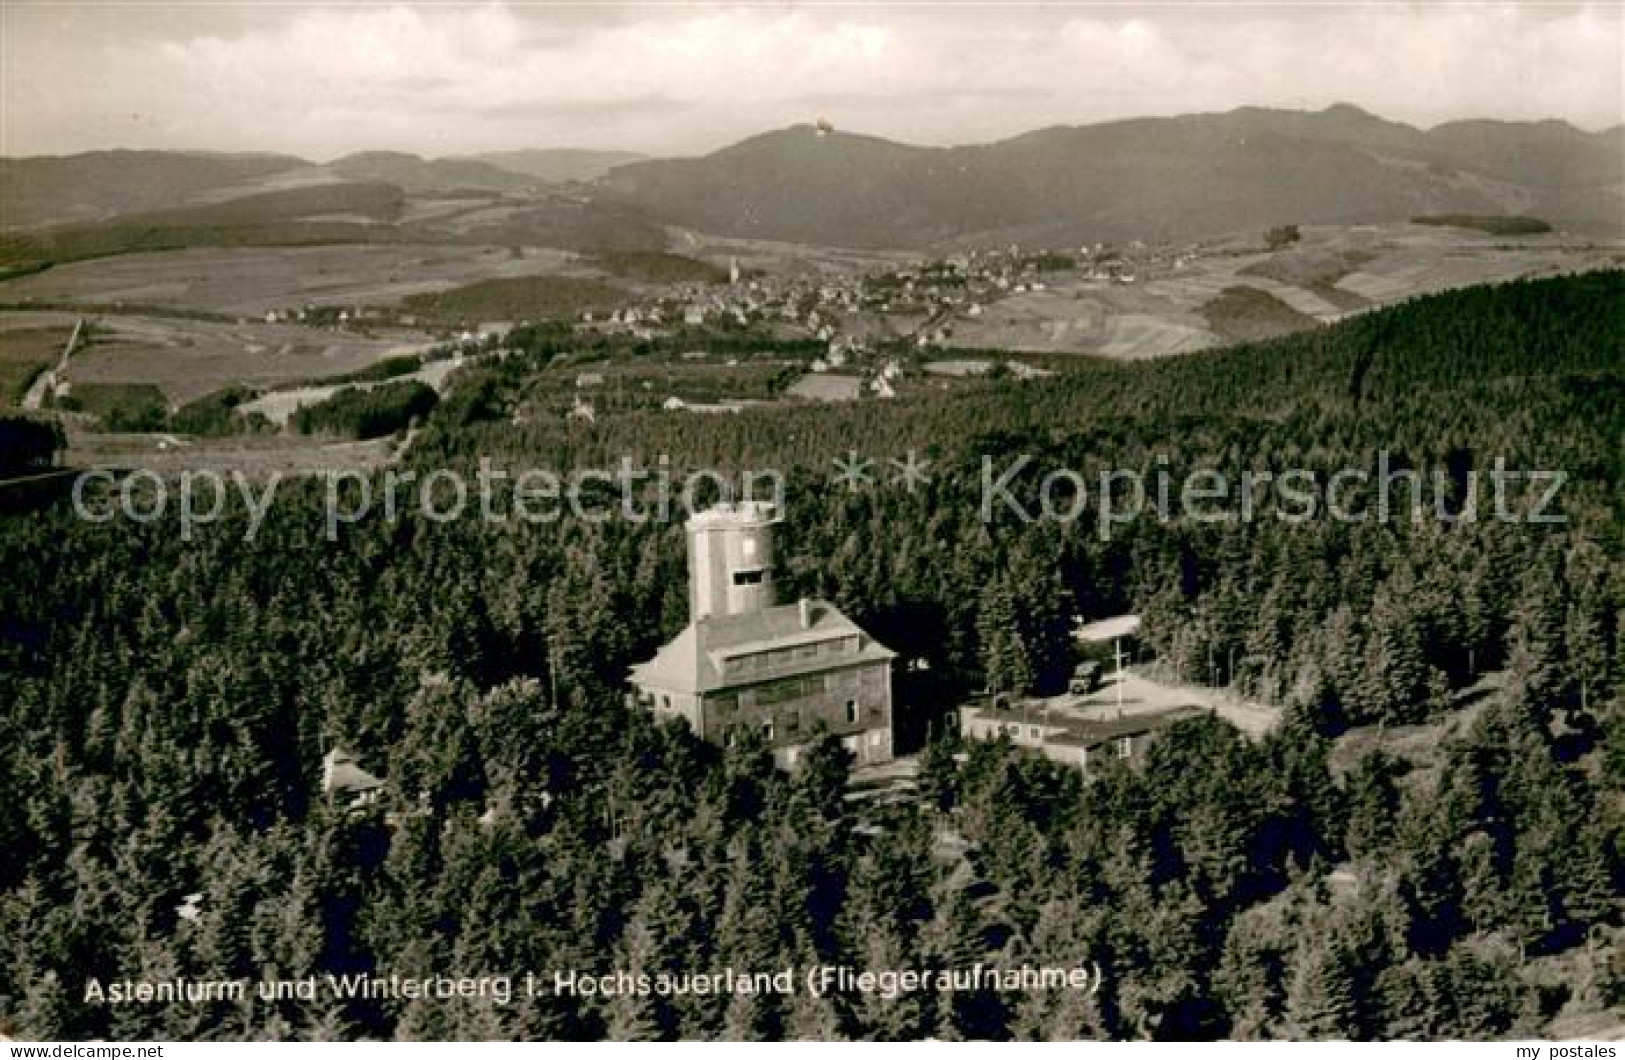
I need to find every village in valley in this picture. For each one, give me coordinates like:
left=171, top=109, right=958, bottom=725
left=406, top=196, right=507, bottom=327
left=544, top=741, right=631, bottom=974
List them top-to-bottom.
left=4, top=210, right=1615, bottom=483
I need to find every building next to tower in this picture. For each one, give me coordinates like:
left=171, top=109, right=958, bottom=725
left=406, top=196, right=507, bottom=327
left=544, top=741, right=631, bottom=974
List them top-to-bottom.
left=627, top=501, right=896, bottom=768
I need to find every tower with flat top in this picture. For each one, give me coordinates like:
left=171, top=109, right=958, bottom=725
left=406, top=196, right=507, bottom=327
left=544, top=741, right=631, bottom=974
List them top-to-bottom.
left=687, top=501, right=776, bottom=620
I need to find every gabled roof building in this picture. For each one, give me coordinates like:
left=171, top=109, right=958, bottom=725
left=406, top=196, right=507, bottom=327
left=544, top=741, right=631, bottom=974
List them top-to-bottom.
left=629, top=502, right=896, bottom=767
left=321, top=748, right=384, bottom=808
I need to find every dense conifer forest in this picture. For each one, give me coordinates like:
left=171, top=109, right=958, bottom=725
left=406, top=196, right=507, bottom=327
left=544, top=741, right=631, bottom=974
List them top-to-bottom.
left=0, top=271, right=1620, bottom=1040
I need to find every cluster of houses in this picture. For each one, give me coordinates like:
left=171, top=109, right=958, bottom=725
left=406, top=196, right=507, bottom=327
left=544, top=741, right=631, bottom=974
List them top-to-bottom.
left=250, top=236, right=1203, bottom=430
left=239, top=237, right=1207, bottom=432
left=515, top=237, right=1210, bottom=421
left=581, top=238, right=1201, bottom=363
left=562, top=244, right=1082, bottom=408
left=261, top=304, right=399, bottom=328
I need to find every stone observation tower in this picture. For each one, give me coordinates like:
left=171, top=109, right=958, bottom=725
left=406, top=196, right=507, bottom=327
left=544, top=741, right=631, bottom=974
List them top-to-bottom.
left=686, top=500, right=777, bottom=620
left=627, top=501, right=896, bottom=767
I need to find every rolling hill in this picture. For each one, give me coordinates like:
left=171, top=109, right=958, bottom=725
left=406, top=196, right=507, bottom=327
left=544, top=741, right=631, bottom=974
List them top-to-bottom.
left=596, top=105, right=1625, bottom=248
left=0, top=147, right=637, bottom=230
left=0, top=150, right=309, bottom=230
left=323, top=151, right=539, bottom=195
left=0, top=182, right=411, bottom=270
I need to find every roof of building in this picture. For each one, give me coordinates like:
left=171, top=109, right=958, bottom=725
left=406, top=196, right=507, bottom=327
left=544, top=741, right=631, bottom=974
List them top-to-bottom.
left=788, top=373, right=864, bottom=402
left=688, top=499, right=777, bottom=527
left=630, top=598, right=895, bottom=695
left=1074, top=614, right=1142, bottom=643
left=964, top=703, right=1205, bottom=749
left=322, top=748, right=384, bottom=795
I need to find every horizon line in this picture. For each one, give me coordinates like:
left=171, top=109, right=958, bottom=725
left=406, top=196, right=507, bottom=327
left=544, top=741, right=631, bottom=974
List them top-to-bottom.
left=5, top=101, right=1621, bottom=165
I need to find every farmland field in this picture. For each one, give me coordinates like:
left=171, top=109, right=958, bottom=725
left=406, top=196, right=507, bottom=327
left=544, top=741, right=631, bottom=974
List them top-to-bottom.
left=944, top=222, right=1624, bottom=357
left=0, top=243, right=585, bottom=317
left=591, top=250, right=728, bottom=285
left=399, top=274, right=629, bottom=324
left=948, top=286, right=1217, bottom=358
left=53, top=313, right=436, bottom=405
left=0, top=321, right=71, bottom=406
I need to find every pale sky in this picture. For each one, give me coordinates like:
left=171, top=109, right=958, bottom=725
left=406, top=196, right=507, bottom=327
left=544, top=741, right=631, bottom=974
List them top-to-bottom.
left=2, top=2, right=1620, bottom=160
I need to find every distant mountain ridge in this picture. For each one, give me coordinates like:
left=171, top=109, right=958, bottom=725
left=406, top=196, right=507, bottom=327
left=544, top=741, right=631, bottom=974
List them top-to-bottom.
left=596, top=105, right=1625, bottom=248
left=3, top=106, right=1620, bottom=247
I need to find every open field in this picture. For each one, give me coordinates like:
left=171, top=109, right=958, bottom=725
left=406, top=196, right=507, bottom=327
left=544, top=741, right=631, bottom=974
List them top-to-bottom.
left=944, top=223, right=1624, bottom=357
left=668, top=228, right=916, bottom=278
left=0, top=240, right=732, bottom=323
left=0, top=243, right=584, bottom=318
left=591, top=250, right=728, bottom=285
left=399, top=274, right=628, bottom=324
left=50, top=313, right=435, bottom=406
left=0, top=321, right=73, bottom=406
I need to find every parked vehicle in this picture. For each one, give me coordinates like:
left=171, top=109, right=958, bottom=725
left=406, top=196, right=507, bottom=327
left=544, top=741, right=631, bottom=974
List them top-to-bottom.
left=1068, top=660, right=1103, bottom=695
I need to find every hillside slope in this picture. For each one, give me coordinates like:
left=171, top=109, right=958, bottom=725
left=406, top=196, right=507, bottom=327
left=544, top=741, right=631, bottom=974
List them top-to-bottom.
left=0, top=151, right=309, bottom=230
left=323, top=151, right=539, bottom=195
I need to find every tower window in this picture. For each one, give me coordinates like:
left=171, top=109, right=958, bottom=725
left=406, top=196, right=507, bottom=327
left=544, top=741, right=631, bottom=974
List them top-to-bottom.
left=732, top=568, right=766, bottom=586
left=845, top=699, right=859, bottom=724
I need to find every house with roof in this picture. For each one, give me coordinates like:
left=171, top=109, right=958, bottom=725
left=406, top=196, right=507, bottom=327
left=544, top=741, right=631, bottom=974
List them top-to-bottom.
left=628, top=502, right=895, bottom=768
left=957, top=701, right=1205, bottom=776
left=321, top=748, right=384, bottom=808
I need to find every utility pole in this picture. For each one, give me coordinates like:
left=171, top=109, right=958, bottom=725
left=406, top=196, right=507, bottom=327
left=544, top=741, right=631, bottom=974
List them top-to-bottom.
left=1114, top=637, right=1125, bottom=719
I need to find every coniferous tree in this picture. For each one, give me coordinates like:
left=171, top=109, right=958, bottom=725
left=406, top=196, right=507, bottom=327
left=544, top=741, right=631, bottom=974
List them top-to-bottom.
left=977, top=576, right=1034, bottom=696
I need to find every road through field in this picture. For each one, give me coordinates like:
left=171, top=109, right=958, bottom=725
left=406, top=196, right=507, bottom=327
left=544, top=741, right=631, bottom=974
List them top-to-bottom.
left=21, top=318, right=82, bottom=410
